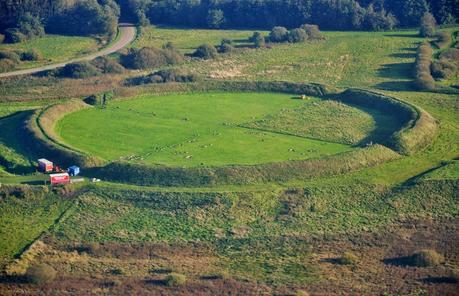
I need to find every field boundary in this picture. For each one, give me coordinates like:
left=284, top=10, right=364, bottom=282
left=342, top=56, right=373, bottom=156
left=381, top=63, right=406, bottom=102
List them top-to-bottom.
left=28, top=81, right=437, bottom=186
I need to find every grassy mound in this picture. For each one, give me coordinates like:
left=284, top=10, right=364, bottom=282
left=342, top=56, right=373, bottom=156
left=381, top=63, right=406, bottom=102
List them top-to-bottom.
left=22, top=100, right=103, bottom=167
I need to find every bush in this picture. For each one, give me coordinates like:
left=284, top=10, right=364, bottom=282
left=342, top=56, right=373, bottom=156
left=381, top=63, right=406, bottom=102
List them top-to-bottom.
left=419, top=12, right=436, bottom=37
left=300, top=24, right=323, bottom=40
left=269, top=26, right=288, bottom=43
left=4, top=28, right=26, bottom=43
left=288, top=28, right=308, bottom=43
left=250, top=32, right=265, bottom=48
left=0, top=34, right=4, bottom=43
left=219, top=43, right=234, bottom=53
left=192, top=44, right=218, bottom=59
left=122, top=47, right=182, bottom=69
left=163, top=48, right=184, bottom=64
left=440, top=48, right=459, bottom=61
left=20, top=49, right=43, bottom=61
left=0, top=50, right=20, bottom=63
left=91, top=56, right=124, bottom=74
left=0, top=58, right=16, bottom=72
left=431, top=58, right=458, bottom=79
left=59, top=62, right=101, bottom=78
left=126, top=69, right=198, bottom=85
left=84, top=95, right=99, bottom=106
left=411, top=249, right=444, bottom=267
left=337, top=252, right=358, bottom=265
left=25, top=263, right=57, bottom=285
left=164, top=273, right=186, bottom=286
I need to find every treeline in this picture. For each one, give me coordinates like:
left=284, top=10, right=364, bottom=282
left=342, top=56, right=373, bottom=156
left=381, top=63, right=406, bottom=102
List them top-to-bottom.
left=0, top=0, right=119, bottom=42
left=1, top=0, right=458, bottom=39
left=129, top=0, right=457, bottom=30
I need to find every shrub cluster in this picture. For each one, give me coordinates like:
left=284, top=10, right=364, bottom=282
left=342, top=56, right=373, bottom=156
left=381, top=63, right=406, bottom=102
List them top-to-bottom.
left=4, top=13, right=44, bottom=43
left=268, top=24, right=324, bottom=44
left=250, top=32, right=265, bottom=48
left=218, top=39, right=235, bottom=53
left=414, top=42, right=435, bottom=90
left=192, top=44, right=218, bottom=59
left=122, top=46, right=183, bottom=69
left=431, top=48, right=459, bottom=80
left=0, top=49, right=43, bottom=72
left=20, top=49, right=43, bottom=61
left=91, top=56, right=125, bottom=74
left=58, top=57, right=124, bottom=78
left=59, top=62, right=101, bottom=79
left=126, top=69, right=198, bottom=86
left=411, top=249, right=444, bottom=267
left=337, top=252, right=359, bottom=265
left=25, top=263, right=57, bottom=285
left=164, top=273, right=187, bottom=286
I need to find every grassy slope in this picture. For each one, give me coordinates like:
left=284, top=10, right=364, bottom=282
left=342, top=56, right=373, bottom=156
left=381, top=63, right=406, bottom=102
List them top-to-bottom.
left=0, top=35, right=100, bottom=70
left=56, top=92, right=354, bottom=167
left=243, top=99, right=399, bottom=145
left=0, top=193, right=70, bottom=268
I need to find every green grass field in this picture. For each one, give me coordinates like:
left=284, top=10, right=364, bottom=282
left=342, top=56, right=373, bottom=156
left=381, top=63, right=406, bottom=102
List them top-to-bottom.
left=134, top=27, right=424, bottom=88
left=0, top=35, right=100, bottom=69
left=56, top=92, right=382, bottom=167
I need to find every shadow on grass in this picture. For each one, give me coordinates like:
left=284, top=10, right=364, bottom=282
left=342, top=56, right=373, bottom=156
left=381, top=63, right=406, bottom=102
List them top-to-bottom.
left=385, top=33, right=420, bottom=38
left=389, top=52, right=416, bottom=59
left=377, top=62, right=413, bottom=79
left=374, top=80, right=415, bottom=91
left=382, top=256, right=415, bottom=267
left=320, top=258, right=341, bottom=265
left=150, top=268, right=173, bottom=275
left=0, top=275, right=28, bottom=284
left=422, top=276, right=458, bottom=284
left=145, top=279, right=167, bottom=286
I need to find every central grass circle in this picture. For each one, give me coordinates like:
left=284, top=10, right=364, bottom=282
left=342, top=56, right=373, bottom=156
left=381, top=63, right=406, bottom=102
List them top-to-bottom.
left=56, top=92, right=397, bottom=167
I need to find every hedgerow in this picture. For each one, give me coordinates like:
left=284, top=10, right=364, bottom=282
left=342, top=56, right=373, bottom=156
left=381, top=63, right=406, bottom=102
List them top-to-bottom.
left=413, top=42, right=435, bottom=91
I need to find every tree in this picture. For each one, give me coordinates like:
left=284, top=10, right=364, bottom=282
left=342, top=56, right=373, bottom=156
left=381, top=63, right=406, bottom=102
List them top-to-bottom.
left=47, top=0, right=119, bottom=37
left=207, top=9, right=225, bottom=29
left=420, top=12, right=436, bottom=37
left=269, top=26, right=288, bottom=43
left=251, top=32, right=265, bottom=48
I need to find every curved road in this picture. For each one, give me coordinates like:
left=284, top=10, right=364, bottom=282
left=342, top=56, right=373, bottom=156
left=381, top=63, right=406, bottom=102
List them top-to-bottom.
left=0, top=24, right=136, bottom=78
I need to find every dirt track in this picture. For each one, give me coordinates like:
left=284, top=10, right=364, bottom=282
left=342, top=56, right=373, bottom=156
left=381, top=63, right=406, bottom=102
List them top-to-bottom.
left=0, top=24, right=136, bottom=78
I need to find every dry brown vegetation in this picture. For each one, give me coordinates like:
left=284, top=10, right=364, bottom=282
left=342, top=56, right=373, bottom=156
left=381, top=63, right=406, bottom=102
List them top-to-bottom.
left=1, top=217, right=457, bottom=295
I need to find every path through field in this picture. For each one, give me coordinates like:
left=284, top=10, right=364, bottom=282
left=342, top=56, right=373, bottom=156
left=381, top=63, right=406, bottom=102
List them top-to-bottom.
left=0, top=24, right=136, bottom=78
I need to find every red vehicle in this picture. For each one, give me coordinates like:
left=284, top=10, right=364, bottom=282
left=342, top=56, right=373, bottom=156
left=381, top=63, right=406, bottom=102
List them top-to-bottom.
left=38, top=158, right=53, bottom=173
left=50, top=173, right=70, bottom=186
